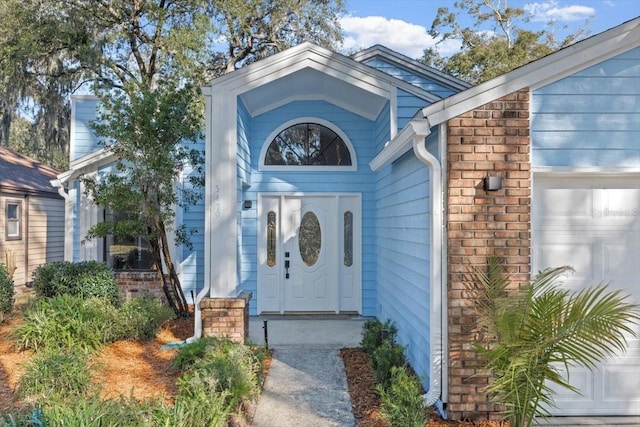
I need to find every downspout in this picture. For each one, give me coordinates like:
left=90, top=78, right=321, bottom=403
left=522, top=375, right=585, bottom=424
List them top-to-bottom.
left=185, top=88, right=214, bottom=344
left=409, top=119, right=444, bottom=407
left=51, top=178, right=73, bottom=262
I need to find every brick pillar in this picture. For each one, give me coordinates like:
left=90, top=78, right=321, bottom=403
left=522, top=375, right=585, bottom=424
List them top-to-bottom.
left=446, top=89, right=531, bottom=420
left=114, top=271, right=168, bottom=303
left=200, top=291, right=252, bottom=343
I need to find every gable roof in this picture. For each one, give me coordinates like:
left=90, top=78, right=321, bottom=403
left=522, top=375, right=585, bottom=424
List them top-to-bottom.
left=371, top=16, right=640, bottom=170
left=204, top=41, right=447, bottom=120
left=351, top=44, right=471, bottom=94
left=0, top=146, right=62, bottom=197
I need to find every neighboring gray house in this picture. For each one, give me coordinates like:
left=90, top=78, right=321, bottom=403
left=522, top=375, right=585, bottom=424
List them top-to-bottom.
left=58, top=17, right=639, bottom=420
left=0, top=147, right=64, bottom=294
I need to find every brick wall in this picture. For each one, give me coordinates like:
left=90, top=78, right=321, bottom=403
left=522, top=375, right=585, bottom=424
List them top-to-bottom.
left=445, top=89, right=532, bottom=420
left=114, top=271, right=167, bottom=303
left=200, top=291, right=252, bottom=343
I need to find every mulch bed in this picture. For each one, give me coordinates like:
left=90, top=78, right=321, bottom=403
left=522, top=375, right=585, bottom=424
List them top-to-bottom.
left=2, top=311, right=506, bottom=426
left=339, top=347, right=508, bottom=427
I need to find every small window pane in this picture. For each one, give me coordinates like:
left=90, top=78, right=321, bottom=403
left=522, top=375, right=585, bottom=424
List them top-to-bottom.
left=265, top=123, right=351, bottom=166
left=6, top=202, right=20, bottom=239
left=7, top=204, right=18, bottom=219
left=104, top=210, right=153, bottom=270
left=267, top=211, right=276, bottom=267
left=299, top=211, right=321, bottom=266
left=344, top=211, right=353, bottom=267
left=7, top=221, right=19, bottom=237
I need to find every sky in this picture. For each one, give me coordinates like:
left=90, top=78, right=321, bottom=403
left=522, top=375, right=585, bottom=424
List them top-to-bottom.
left=339, top=0, right=640, bottom=58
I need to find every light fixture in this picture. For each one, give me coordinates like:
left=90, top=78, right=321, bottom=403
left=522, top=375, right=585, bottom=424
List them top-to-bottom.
left=484, top=176, right=502, bottom=191
left=243, top=200, right=252, bottom=209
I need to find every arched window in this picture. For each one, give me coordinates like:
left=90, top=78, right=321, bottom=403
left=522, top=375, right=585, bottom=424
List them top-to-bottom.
left=264, top=123, right=352, bottom=167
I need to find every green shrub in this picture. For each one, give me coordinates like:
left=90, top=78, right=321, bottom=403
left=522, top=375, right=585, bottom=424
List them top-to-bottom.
left=32, top=261, right=121, bottom=305
left=0, top=264, right=14, bottom=322
left=15, top=295, right=107, bottom=352
left=16, top=295, right=174, bottom=352
left=112, top=296, right=175, bottom=341
left=361, top=318, right=398, bottom=355
left=171, top=336, right=221, bottom=370
left=174, top=336, right=263, bottom=409
left=372, top=340, right=406, bottom=388
left=18, top=350, right=92, bottom=400
left=377, top=366, right=428, bottom=427
left=154, top=374, right=233, bottom=426
left=37, top=395, right=145, bottom=427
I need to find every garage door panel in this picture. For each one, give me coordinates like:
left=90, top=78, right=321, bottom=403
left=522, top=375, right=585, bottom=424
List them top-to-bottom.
left=534, top=174, right=640, bottom=416
left=539, top=187, right=594, bottom=219
left=534, top=241, right=596, bottom=282
left=604, top=364, right=640, bottom=402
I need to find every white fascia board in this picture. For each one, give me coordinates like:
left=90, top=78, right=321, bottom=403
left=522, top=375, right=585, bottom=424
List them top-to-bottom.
left=421, top=18, right=640, bottom=127
left=210, top=42, right=437, bottom=109
left=369, top=119, right=431, bottom=171
left=69, top=147, right=113, bottom=171
left=55, top=148, right=115, bottom=185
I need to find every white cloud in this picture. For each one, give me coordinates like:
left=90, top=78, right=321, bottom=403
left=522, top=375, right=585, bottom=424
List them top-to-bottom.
left=524, top=1, right=595, bottom=22
left=339, top=15, right=438, bottom=59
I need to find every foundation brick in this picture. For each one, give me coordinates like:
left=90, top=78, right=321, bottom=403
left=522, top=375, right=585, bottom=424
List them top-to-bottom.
left=200, top=291, right=252, bottom=343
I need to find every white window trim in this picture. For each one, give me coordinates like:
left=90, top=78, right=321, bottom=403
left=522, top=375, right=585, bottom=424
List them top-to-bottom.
left=258, top=117, right=357, bottom=172
left=5, top=199, right=22, bottom=241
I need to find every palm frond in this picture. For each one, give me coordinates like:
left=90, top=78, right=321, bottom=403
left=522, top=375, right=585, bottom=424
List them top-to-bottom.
left=470, top=257, right=639, bottom=427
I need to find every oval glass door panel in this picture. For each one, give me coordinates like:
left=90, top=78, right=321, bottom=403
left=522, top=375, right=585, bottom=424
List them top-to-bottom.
left=299, top=211, right=321, bottom=266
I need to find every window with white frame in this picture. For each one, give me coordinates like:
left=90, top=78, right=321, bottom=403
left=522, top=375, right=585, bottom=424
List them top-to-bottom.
left=265, top=123, right=352, bottom=167
left=5, top=200, right=21, bottom=240
left=103, top=210, right=154, bottom=270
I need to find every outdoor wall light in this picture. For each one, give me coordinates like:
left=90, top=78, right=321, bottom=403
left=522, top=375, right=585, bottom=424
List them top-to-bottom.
left=484, top=176, right=502, bottom=191
left=244, top=200, right=252, bottom=209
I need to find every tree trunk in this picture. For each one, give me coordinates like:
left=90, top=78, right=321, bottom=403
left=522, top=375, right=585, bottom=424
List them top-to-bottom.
left=157, top=219, right=189, bottom=317
left=147, top=235, right=179, bottom=313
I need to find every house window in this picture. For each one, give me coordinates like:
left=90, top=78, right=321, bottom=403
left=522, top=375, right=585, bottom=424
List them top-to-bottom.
left=265, top=123, right=352, bottom=166
left=5, top=201, right=21, bottom=240
left=103, top=210, right=153, bottom=270
left=267, top=211, right=277, bottom=267
left=343, top=211, right=353, bottom=267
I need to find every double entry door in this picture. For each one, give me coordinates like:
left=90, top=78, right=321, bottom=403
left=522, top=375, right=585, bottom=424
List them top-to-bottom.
left=257, top=194, right=361, bottom=314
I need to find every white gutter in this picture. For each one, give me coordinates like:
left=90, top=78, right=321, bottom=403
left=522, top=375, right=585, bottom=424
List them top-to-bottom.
left=184, top=89, right=214, bottom=344
left=371, top=119, right=444, bottom=406
left=407, top=119, right=444, bottom=407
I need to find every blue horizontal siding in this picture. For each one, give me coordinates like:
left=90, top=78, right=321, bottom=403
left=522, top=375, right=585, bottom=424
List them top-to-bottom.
left=532, top=47, right=640, bottom=168
left=363, top=57, right=456, bottom=98
left=397, top=89, right=432, bottom=131
left=72, top=98, right=101, bottom=161
left=374, top=130, right=435, bottom=389
left=179, top=135, right=205, bottom=302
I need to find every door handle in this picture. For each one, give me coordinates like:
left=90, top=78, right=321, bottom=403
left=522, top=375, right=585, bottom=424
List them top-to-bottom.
left=285, top=260, right=290, bottom=279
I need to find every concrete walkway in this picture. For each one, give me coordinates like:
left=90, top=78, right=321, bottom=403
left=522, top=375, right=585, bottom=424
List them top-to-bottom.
left=246, top=316, right=640, bottom=427
left=248, top=316, right=365, bottom=427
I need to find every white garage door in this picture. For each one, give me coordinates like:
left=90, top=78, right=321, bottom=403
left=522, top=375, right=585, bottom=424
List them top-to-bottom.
left=533, top=174, right=640, bottom=416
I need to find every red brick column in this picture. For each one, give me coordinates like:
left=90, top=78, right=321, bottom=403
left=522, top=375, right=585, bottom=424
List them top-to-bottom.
left=445, top=89, right=531, bottom=420
left=114, top=271, right=167, bottom=303
left=200, top=291, right=252, bottom=343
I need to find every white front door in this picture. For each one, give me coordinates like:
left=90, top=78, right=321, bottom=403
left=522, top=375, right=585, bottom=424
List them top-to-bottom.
left=533, top=174, right=640, bottom=415
left=258, top=194, right=361, bottom=314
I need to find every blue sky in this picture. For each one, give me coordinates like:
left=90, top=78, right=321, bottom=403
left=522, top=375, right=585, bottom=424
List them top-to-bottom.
left=340, top=0, right=640, bottom=58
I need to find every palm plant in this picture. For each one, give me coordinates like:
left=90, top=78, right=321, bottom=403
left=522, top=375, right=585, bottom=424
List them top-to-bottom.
left=470, top=256, right=639, bottom=427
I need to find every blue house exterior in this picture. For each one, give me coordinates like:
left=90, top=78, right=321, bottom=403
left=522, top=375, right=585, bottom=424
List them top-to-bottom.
left=56, top=17, right=639, bottom=420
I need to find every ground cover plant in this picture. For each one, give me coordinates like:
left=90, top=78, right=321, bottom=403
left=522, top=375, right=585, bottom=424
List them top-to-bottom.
left=0, top=259, right=267, bottom=426
left=0, top=264, right=14, bottom=323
